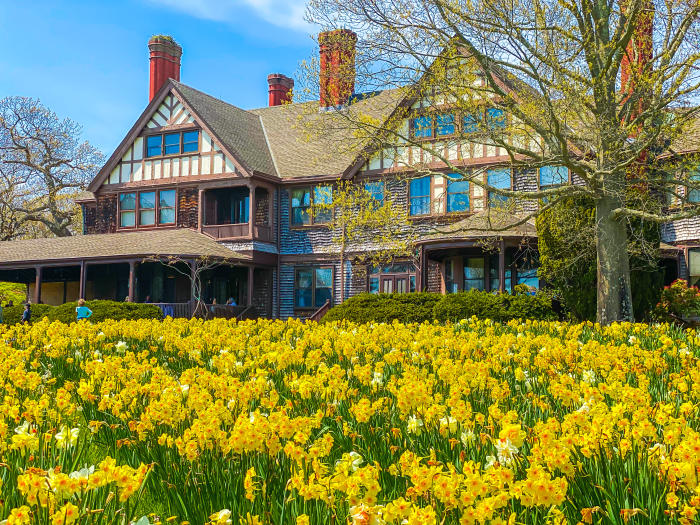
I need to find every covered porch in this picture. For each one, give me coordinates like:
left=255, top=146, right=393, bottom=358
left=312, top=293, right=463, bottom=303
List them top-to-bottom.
left=0, top=228, right=273, bottom=318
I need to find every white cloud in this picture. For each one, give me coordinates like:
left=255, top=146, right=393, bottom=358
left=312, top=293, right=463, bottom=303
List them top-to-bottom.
left=148, top=0, right=311, bottom=31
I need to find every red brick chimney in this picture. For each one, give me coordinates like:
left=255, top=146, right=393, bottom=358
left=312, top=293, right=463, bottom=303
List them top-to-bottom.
left=620, top=1, right=653, bottom=103
left=319, top=29, right=357, bottom=109
left=148, top=36, right=182, bottom=102
left=268, top=74, right=294, bottom=106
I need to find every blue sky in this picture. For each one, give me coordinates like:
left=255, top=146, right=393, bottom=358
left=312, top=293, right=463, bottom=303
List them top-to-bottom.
left=0, top=0, right=315, bottom=155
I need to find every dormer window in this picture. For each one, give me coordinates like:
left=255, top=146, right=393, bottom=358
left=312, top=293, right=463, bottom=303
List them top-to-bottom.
left=145, top=130, right=200, bottom=158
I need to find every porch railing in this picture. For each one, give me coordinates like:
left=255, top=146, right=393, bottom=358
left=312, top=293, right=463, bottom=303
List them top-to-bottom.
left=202, top=223, right=249, bottom=239
left=307, top=300, right=331, bottom=323
left=153, top=302, right=248, bottom=319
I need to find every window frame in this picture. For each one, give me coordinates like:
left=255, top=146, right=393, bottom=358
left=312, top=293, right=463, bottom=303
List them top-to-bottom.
left=408, top=107, right=508, bottom=140
left=144, top=129, right=201, bottom=158
left=539, top=166, right=570, bottom=190
left=487, top=167, right=512, bottom=208
left=409, top=176, right=432, bottom=216
left=446, top=176, right=470, bottom=214
left=364, top=180, right=385, bottom=203
left=290, top=185, right=333, bottom=227
left=118, top=188, right=178, bottom=229
left=368, top=262, right=416, bottom=294
left=294, top=266, right=334, bottom=309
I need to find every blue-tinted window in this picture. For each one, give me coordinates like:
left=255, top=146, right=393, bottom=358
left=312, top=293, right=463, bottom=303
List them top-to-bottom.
left=486, top=108, right=506, bottom=129
left=436, top=113, right=455, bottom=136
left=463, top=114, right=480, bottom=133
left=412, top=116, right=433, bottom=138
left=182, top=131, right=199, bottom=153
left=164, top=133, right=180, bottom=155
left=146, top=135, right=162, bottom=157
left=539, top=166, right=569, bottom=188
left=487, top=167, right=511, bottom=207
left=409, top=176, right=431, bottom=215
left=447, top=177, right=469, bottom=213
left=365, top=181, right=384, bottom=202
left=314, top=185, right=333, bottom=223
left=291, top=188, right=311, bottom=225
left=159, top=189, right=176, bottom=224
left=139, top=192, right=156, bottom=225
left=119, top=193, right=136, bottom=228
left=489, top=253, right=513, bottom=292
left=516, top=254, right=539, bottom=289
left=314, top=268, right=333, bottom=307
left=295, top=269, right=313, bottom=307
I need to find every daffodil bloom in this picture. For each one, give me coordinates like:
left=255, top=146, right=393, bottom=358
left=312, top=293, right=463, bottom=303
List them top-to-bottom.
left=55, top=426, right=80, bottom=449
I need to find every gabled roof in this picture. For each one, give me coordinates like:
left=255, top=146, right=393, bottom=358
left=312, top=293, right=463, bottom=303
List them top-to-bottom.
left=172, top=81, right=278, bottom=176
left=250, top=89, right=404, bottom=179
left=0, top=228, right=249, bottom=267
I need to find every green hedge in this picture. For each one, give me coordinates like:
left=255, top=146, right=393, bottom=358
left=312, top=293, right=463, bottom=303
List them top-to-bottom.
left=322, top=291, right=558, bottom=324
left=322, top=293, right=443, bottom=324
left=1, top=300, right=163, bottom=325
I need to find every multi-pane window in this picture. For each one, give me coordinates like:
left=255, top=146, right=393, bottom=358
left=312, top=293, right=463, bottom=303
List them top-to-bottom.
left=485, top=108, right=506, bottom=129
left=436, top=113, right=455, bottom=136
left=463, top=114, right=480, bottom=133
left=411, top=116, right=434, bottom=138
left=145, top=130, right=200, bottom=158
left=182, top=131, right=199, bottom=153
left=146, top=135, right=162, bottom=157
left=539, top=166, right=569, bottom=189
left=487, top=167, right=511, bottom=207
left=409, top=176, right=431, bottom=216
left=447, top=177, right=470, bottom=213
left=365, top=181, right=384, bottom=202
left=314, top=185, right=333, bottom=223
left=290, top=186, right=333, bottom=226
left=290, top=188, right=311, bottom=225
left=119, top=189, right=177, bottom=228
left=159, top=189, right=176, bottom=224
left=139, top=192, right=156, bottom=226
left=119, top=193, right=136, bottom=228
left=489, top=253, right=512, bottom=292
left=516, top=254, right=539, bottom=289
left=463, top=257, right=486, bottom=291
left=368, top=263, right=416, bottom=294
left=295, top=267, right=333, bottom=308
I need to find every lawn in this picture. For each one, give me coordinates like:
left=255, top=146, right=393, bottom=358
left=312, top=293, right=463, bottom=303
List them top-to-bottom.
left=0, top=317, right=698, bottom=524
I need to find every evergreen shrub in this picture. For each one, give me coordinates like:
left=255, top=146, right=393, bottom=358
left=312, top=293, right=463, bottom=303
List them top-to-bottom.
left=1, top=300, right=163, bottom=324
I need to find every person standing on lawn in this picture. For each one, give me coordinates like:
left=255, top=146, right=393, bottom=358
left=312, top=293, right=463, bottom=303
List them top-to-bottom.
left=76, top=299, right=93, bottom=321
left=21, top=303, right=31, bottom=324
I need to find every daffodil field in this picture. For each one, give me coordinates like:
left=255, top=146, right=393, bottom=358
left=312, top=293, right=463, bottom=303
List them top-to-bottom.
left=1, top=317, right=699, bottom=525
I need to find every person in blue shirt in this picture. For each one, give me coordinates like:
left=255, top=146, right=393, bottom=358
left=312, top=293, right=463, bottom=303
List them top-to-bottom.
left=76, top=298, right=93, bottom=321
left=21, top=303, right=31, bottom=324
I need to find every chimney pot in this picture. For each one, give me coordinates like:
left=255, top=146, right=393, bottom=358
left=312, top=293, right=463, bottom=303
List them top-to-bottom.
left=319, top=29, right=357, bottom=108
left=148, top=35, right=182, bottom=102
left=267, top=74, right=294, bottom=106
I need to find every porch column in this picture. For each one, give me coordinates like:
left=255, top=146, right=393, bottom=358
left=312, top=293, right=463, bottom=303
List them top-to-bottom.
left=248, top=184, right=256, bottom=237
left=198, top=189, right=204, bottom=232
left=498, top=240, right=506, bottom=293
left=417, top=246, right=425, bottom=292
left=79, top=261, right=86, bottom=299
left=128, top=261, right=136, bottom=302
left=247, top=265, right=254, bottom=307
left=33, top=266, right=42, bottom=304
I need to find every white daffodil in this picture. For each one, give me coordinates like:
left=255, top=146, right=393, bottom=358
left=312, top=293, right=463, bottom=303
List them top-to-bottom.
left=115, top=341, right=128, bottom=353
left=582, top=369, right=596, bottom=384
left=371, top=371, right=384, bottom=387
left=407, top=415, right=424, bottom=435
left=439, top=415, right=458, bottom=434
left=55, top=426, right=80, bottom=449
left=460, top=429, right=476, bottom=446
left=495, top=438, right=519, bottom=466
left=348, top=451, right=364, bottom=472
left=484, top=455, right=498, bottom=470
left=69, top=465, right=95, bottom=480
left=209, top=509, right=232, bottom=525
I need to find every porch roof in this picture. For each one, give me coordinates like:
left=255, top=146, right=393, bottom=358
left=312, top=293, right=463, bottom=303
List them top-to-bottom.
left=419, top=211, right=537, bottom=243
left=0, top=228, right=250, bottom=267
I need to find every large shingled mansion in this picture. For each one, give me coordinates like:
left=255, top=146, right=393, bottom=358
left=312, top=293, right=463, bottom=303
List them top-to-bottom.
left=0, top=33, right=697, bottom=319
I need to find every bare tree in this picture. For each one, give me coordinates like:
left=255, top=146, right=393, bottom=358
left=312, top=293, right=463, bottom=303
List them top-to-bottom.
left=302, top=0, right=700, bottom=323
left=0, top=96, right=103, bottom=238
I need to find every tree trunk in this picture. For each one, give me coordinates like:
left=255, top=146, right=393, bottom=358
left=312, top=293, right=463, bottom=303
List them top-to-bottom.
left=595, top=195, right=634, bottom=324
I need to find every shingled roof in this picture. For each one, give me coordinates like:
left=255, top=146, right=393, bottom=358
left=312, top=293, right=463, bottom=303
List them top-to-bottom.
left=173, top=81, right=279, bottom=176
left=0, top=228, right=249, bottom=267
